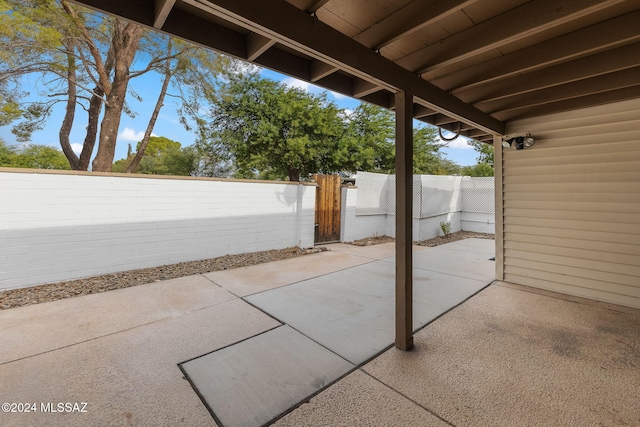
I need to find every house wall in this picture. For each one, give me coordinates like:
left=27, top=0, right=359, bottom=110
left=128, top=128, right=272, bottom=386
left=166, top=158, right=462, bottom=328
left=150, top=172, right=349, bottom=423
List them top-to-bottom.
left=500, top=98, right=640, bottom=309
left=0, top=169, right=315, bottom=291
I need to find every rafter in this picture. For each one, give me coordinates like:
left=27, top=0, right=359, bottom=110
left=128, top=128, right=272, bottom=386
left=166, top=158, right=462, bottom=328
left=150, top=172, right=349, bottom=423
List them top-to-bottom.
left=154, top=0, right=175, bottom=28
left=176, top=0, right=504, bottom=134
left=305, top=0, right=331, bottom=14
left=353, top=0, right=476, bottom=50
left=396, top=0, right=625, bottom=75
left=435, top=9, right=640, bottom=93
left=246, top=33, right=276, bottom=62
left=456, top=42, right=640, bottom=104
left=310, top=60, right=337, bottom=82
left=480, top=66, right=640, bottom=114
left=352, top=80, right=382, bottom=98
left=494, top=84, right=640, bottom=121
left=413, top=104, right=436, bottom=118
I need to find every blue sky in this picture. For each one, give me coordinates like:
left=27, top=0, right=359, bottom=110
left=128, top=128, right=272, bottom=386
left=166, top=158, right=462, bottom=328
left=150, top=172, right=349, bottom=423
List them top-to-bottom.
left=0, top=65, right=480, bottom=167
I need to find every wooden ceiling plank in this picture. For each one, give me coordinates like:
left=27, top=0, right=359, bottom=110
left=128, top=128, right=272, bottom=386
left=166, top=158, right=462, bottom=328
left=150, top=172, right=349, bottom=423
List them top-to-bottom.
left=154, top=0, right=176, bottom=28
left=179, top=0, right=504, bottom=134
left=306, top=0, right=331, bottom=13
left=353, top=0, right=477, bottom=50
left=396, top=0, right=626, bottom=75
left=433, top=9, right=640, bottom=92
left=246, top=33, right=276, bottom=61
left=457, top=42, right=640, bottom=103
left=310, top=60, right=338, bottom=82
left=481, top=66, right=640, bottom=113
left=494, top=84, right=640, bottom=121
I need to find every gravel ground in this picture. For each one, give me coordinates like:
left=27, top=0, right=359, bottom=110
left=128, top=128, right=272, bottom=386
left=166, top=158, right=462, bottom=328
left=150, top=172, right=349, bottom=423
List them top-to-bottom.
left=350, top=230, right=494, bottom=247
left=0, top=231, right=494, bottom=311
left=0, top=247, right=320, bottom=311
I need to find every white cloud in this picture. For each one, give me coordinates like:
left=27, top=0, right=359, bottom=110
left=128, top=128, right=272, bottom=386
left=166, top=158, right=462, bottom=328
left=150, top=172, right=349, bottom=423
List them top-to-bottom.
left=282, top=77, right=311, bottom=91
left=329, top=91, right=347, bottom=100
left=118, top=127, right=145, bottom=142
left=118, top=127, right=157, bottom=142
left=440, top=134, right=474, bottom=149
left=71, top=143, right=83, bottom=155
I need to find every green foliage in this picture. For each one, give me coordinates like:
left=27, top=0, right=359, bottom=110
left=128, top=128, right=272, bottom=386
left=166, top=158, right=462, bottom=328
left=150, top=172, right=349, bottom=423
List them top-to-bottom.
left=1, top=0, right=238, bottom=170
left=201, top=73, right=346, bottom=181
left=341, top=102, right=395, bottom=173
left=112, top=136, right=227, bottom=177
left=0, top=140, right=70, bottom=169
left=467, top=140, right=494, bottom=167
left=461, top=162, right=494, bottom=177
left=440, top=221, right=451, bottom=237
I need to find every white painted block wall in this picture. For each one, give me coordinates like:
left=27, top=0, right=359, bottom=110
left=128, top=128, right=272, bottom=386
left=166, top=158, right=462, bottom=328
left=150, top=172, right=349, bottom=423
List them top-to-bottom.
left=0, top=171, right=315, bottom=291
left=341, top=174, right=495, bottom=242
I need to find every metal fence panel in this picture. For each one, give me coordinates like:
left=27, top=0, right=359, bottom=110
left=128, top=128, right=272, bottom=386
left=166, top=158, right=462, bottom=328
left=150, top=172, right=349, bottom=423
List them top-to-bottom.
left=461, top=176, right=495, bottom=213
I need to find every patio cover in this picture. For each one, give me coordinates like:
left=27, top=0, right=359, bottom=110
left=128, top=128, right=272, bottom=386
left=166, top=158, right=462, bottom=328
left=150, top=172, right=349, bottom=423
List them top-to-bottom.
left=68, top=0, right=640, bottom=348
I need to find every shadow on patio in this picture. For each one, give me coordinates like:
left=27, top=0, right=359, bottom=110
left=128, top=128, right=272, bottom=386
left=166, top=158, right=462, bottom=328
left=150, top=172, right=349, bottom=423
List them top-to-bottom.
left=1, top=239, right=638, bottom=426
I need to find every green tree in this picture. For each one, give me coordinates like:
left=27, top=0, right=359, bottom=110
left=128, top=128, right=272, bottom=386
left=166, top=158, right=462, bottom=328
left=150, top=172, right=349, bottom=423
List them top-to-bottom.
left=0, top=0, right=235, bottom=171
left=201, top=73, right=346, bottom=181
left=341, top=102, right=395, bottom=173
left=343, top=103, right=457, bottom=175
left=112, top=136, right=225, bottom=176
left=0, top=138, right=16, bottom=165
left=468, top=140, right=494, bottom=167
left=0, top=141, right=70, bottom=169
left=461, top=162, right=494, bottom=177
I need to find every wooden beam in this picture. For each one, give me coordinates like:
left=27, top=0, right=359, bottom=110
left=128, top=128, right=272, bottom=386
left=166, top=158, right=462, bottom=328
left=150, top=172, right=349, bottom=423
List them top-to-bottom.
left=154, top=0, right=175, bottom=28
left=306, top=0, right=331, bottom=13
left=353, top=0, right=476, bottom=49
left=396, top=0, right=624, bottom=75
left=433, top=9, right=640, bottom=92
left=246, top=33, right=276, bottom=62
left=455, top=42, right=640, bottom=103
left=310, top=60, right=338, bottom=82
left=478, top=66, right=640, bottom=113
left=352, top=79, right=382, bottom=98
left=493, top=84, right=640, bottom=121
left=395, top=90, right=413, bottom=352
left=413, top=104, right=437, bottom=118
left=494, top=135, right=504, bottom=281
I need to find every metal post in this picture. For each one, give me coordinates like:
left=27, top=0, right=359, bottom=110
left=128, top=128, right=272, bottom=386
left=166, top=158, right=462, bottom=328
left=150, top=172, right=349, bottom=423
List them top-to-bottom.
left=395, top=90, right=413, bottom=351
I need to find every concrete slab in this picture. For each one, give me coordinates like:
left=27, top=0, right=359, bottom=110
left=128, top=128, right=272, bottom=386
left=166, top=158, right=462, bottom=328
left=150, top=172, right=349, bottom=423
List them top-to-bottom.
left=405, top=238, right=495, bottom=282
left=327, top=242, right=427, bottom=260
left=203, top=251, right=376, bottom=297
left=246, top=260, right=487, bottom=364
left=0, top=274, right=234, bottom=364
left=363, top=283, right=640, bottom=427
left=0, top=298, right=280, bottom=427
left=181, top=325, right=354, bottom=427
left=273, top=369, right=450, bottom=427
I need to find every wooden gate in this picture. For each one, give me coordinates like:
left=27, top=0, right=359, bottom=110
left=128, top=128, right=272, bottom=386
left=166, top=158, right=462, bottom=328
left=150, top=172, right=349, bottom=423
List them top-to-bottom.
left=314, top=174, right=341, bottom=243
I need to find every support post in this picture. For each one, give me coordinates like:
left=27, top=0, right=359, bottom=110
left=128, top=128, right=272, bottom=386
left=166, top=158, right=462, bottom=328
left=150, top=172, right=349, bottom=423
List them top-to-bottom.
left=395, top=89, right=413, bottom=351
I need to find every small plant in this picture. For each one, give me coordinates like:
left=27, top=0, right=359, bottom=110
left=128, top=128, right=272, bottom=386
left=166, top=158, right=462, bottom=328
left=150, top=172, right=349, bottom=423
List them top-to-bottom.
left=440, top=221, right=451, bottom=237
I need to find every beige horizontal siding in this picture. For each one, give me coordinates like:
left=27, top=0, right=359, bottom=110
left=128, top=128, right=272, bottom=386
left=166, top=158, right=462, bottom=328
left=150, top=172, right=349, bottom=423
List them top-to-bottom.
left=501, top=98, right=640, bottom=309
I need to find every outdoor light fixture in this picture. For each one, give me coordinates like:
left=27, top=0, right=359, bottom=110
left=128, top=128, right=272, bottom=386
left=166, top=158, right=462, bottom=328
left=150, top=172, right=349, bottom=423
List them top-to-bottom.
left=501, top=133, right=535, bottom=150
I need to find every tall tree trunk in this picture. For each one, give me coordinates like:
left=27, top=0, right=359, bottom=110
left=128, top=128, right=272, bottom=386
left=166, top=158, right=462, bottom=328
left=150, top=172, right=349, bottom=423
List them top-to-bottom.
left=91, top=21, right=143, bottom=172
left=59, top=41, right=80, bottom=169
left=126, top=45, right=173, bottom=173
left=77, top=90, right=103, bottom=170
left=288, top=166, right=301, bottom=182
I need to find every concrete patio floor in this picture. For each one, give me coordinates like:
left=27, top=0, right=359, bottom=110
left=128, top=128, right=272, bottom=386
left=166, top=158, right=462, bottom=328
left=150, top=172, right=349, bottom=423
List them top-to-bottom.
left=1, top=238, right=638, bottom=426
